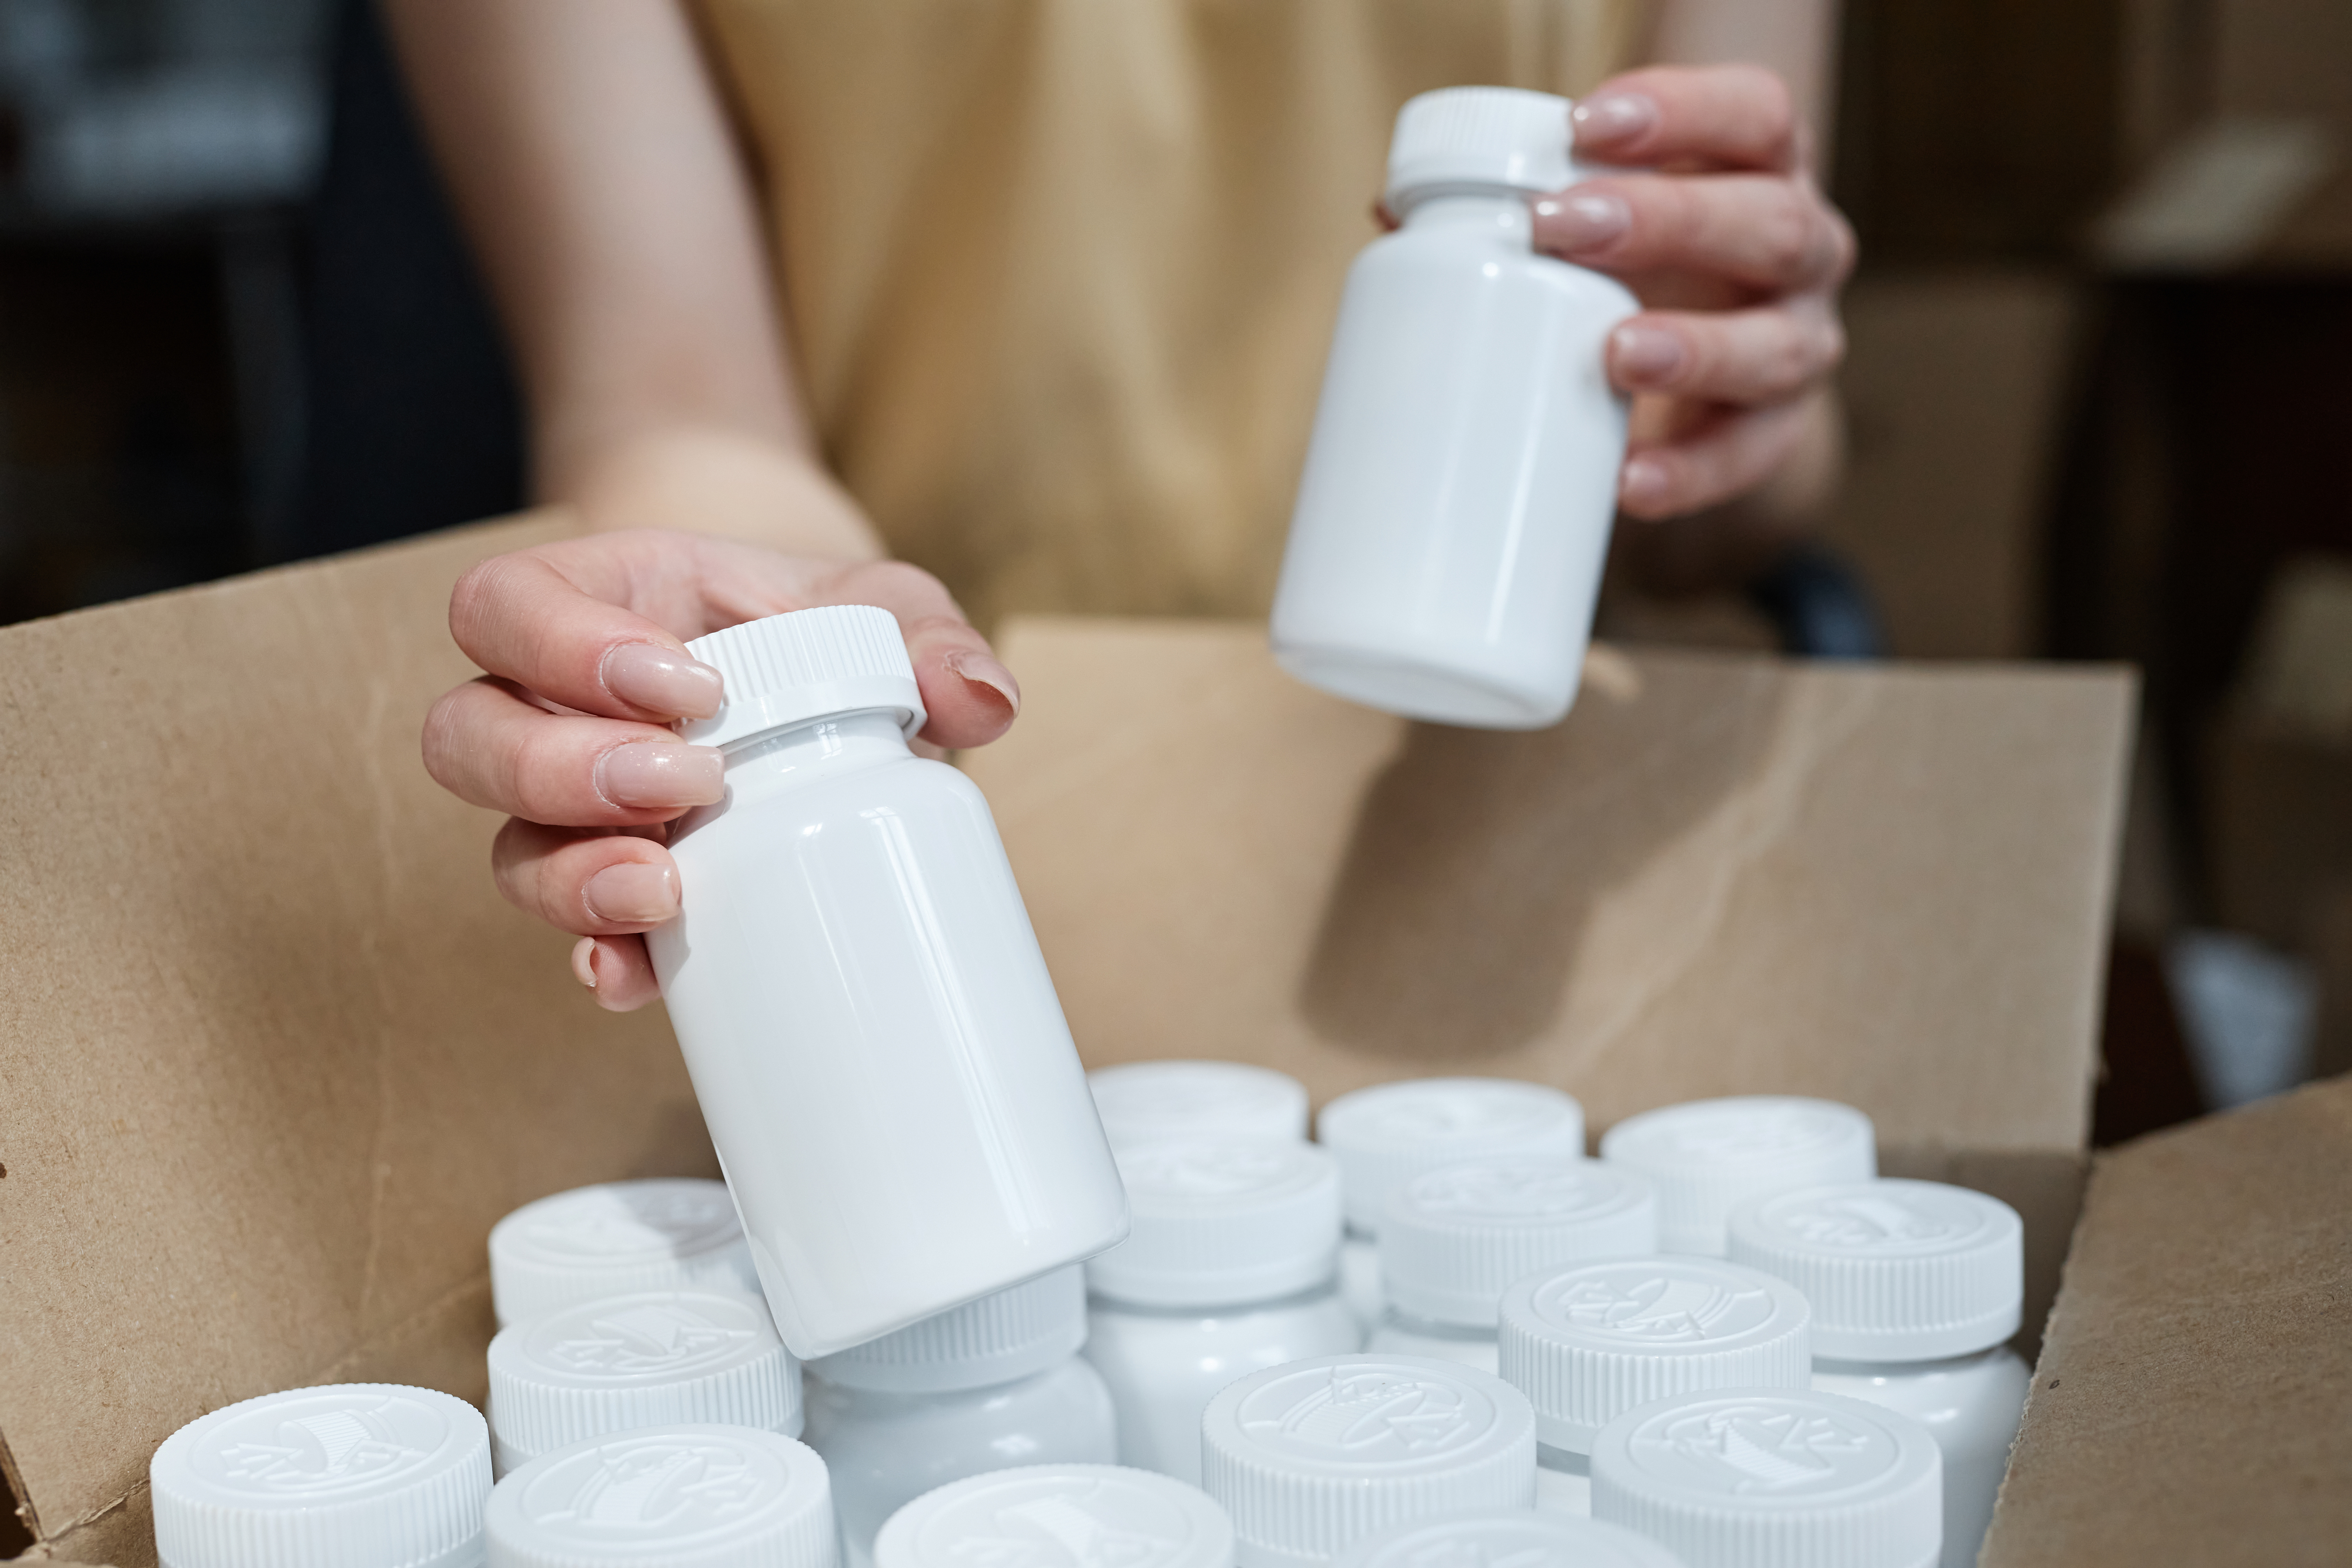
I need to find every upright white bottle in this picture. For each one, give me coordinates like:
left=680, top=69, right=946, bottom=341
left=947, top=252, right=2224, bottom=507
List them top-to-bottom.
left=1271, top=86, right=1640, bottom=729
left=651, top=606, right=1129, bottom=1358
left=1087, top=1060, right=1312, bottom=1149
left=1598, top=1096, right=1877, bottom=1255
left=1082, top=1138, right=1360, bottom=1483
left=1729, top=1178, right=2031, bottom=1568
left=486, top=1179, right=759, bottom=1327
left=802, top=1267, right=1118, bottom=1568
left=485, top=1424, right=835, bottom=1568
left=874, top=1464, right=1236, bottom=1568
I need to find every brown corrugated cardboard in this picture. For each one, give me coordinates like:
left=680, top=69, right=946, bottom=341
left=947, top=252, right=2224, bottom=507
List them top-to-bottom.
left=4, top=525, right=2141, bottom=1564
left=1980, top=1073, right=2352, bottom=1567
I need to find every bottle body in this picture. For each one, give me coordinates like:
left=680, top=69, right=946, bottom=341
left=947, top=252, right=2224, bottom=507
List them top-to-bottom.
left=1271, top=195, right=1638, bottom=729
left=650, top=713, right=1128, bottom=1358
left=1338, top=1231, right=1384, bottom=1332
left=1083, top=1283, right=1362, bottom=1484
left=1366, top=1306, right=1500, bottom=1373
left=1814, top=1346, right=2031, bottom=1568
left=802, top=1357, right=1118, bottom=1568
left=1535, top=1442, right=1592, bottom=1517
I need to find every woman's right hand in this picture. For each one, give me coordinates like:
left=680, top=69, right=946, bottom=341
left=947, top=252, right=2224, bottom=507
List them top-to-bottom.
left=421, top=528, right=1021, bottom=1013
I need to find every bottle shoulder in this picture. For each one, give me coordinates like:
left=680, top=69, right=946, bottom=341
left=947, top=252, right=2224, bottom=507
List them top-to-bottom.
left=1356, top=224, right=1640, bottom=312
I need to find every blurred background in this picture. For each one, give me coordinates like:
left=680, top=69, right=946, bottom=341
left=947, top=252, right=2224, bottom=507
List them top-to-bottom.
left=0, top=0, right=2345, bottom=1149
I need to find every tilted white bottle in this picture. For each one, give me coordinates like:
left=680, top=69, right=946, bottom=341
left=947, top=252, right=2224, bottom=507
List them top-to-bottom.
left=1271, top=86, right=1640, bottom=729
left=651, top=606, right=1129, bottom=1358
left=1728, top=1178, right=2031, bottom=1568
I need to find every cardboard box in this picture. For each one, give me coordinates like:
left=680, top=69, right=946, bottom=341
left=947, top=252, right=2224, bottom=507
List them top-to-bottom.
left=6, top=512, right=2297, bottom=1568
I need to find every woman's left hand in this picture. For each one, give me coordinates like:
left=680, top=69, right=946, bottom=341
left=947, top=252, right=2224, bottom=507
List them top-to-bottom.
left=1541, top=63, right=1854, bottom=522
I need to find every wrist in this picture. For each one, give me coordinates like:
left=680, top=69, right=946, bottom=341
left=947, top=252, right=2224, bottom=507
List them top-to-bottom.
left=552, top=425, right=886, bottom=562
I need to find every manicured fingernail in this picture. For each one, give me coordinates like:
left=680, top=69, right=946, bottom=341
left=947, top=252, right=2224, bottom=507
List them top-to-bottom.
left=1572, top=93, right=1659, bottom=146
left=1533, top=192, right=1630, bottom=251
left=1612, top=323, right=1686, bottom=384
left=1621, top=454, right=1672, bottom=510
left=603, top=642, right=724, bottom=719
left=947, top=650, right=1021, bottom=716
left=596, top=741, right=725, bottom=808
left=582, top=861, right=679, bottom=925
left=571, top=937, right=598, bottom=988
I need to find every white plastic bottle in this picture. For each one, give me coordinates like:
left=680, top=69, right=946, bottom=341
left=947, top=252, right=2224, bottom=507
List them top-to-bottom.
left=1270, top=86, right=1640, bottom=729
left=651, top=606, right=1128, bottom=1357
left=1088, top=1060, right=1311, bottom=1149
left=1317, top=1079, right=1586, bottom=1335
left=1598, top=1096, right=1876, bottom=1255
left=1082, top=1138, right=1360, bottom=1483
left=1368, top=1158, right=1658, bottom=1374
left=487, top=1178, right=760, bottom=1327
left=1728, top=1178, right=2031, bottom=1568
left=1496, top=1257, right=1812, bottom=1516
left=802, top=1266, right=1118, bottom=1568
left=486, top=1290, right=802, bottom=1476
left=1202, top=1354, right=1538, bottom=1568
left=150, top=1384, right=491, bottom=1568
left=1590, top=1389, right=1942, bottom=1568
left=485, top=1424, right=834, bottom=1568
left=874, top=1464, right=1235, bottom=1568
left=1335, top=1508, right=1687, bottom=1568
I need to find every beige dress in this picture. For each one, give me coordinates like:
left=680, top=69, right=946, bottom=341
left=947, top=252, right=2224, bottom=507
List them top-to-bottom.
left=698, top=0, right=1647, bottom=626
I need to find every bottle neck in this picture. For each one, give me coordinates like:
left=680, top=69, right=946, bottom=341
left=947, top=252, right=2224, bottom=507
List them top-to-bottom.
left=1396, top=190, right=1534, bottom=247
left=716, top=710, right=912, bottom=804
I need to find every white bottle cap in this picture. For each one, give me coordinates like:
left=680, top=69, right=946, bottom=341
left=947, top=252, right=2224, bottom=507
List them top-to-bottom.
left=1385, top=88, right=1577, bottom=213
left=679, top=606, right=926, bottom=750
left=1088, top=1060, right=1311, bottom=1148
left=1317, top=1080, right=1586, bottom=1235
left=1598, top=1098, right=1876, bottom=1255
left=1088, top=1139, right=1343, bottom=1309
left=1380, top=1160, right=1658, bottom=1328
left=1727, top=1179, right=2024, bottom=1360
left=489, top=1180, right=761, bottom=1328
left=1496, top=1258, right=1812, bottom=1454
left=805, top=1266, right=1086, bottom=1395
left=488, top=1290, right=804, bottom=1476
left=1201, top=1355, right=1536, bottom=1568
left=150, top=1383, right=491, bottom=1568
left=1590, top=1390, right=1941, bottom=1568
left=485, top=1424, right=835, bottom=1568
left=874, top=1464, right=1234, bottom=1568
left=1334, top=1508, right=1688, bottom=1568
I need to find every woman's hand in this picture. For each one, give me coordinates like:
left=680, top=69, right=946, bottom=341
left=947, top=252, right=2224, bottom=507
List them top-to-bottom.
left=1542, top=64, right=1853, bottom=524
left=421, top=529, right=1020, bottom=1012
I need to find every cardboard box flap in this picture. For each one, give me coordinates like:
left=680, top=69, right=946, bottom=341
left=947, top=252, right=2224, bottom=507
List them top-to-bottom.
left=0, top=517, right=714, bottom=1565
left=1981, top=1074, right=2352, bottom=1567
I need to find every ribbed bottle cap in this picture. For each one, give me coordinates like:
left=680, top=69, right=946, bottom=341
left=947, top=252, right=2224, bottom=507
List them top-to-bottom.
left=1385, top=88, right=1576, bottom=212
left=678, top=606, right=926, bottom=750
left=1088, top=1061, right=1311, bottom=1148
left=1317, top=1080, right=1586, bottom=1235
left=1598, top=1098, right=1876, bottom=1255
left=1088, top=1139, right=1343, bottom=1309
left=1380, top=1160, right=1658, bottom=1328
left=1727, top=1179, right=2024, bottom=1360
left=489, top=1180, right=760, bottom=1328
left=1496, top=1259, right=1812, bottom=1454
left=805, top=1266, right=1086, bottom=1394
left=488, top=1291, right=803, bottom=1476
left=1201, top=1356, right=1536, bottom=1568
left=151, top=1383, right=491, bottom=1568
left=1590, top=1390, right=1941, bottom=1568
left=485, top=1425, right=834, bottom=1568
left=874, top=1465, right=1234, bottom=1568
left=1334, top=1509, right=1688, bottom=1568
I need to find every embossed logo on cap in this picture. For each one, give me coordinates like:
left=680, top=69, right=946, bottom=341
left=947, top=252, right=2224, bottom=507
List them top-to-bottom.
left=1359, top=1086, right=1560, bottom=1143
left=1650, top=1106, right=1848, bottom=1163
left=1121, top=1142, right=1297, bottom=1198
left=1402, top=1162, right=1624, bottom=1220
left=522, top=1186, right=738, bottom=1260
left=1771, top=1191, right=1981, bottom=1251
left=1538, top=1270, right=1776, bottom=1343
left=539, top=1300, right=762, bottom=1378
left=1238, top=1365, right=1493, bottom=1462
left=201, top=1394, right=449, bottom=1496
left=1627, top=1400, right=1898, bottom=1497
left=523, top=1435, right=781, bottom=1533
left=932, top=1488, right=1187, bottom=1568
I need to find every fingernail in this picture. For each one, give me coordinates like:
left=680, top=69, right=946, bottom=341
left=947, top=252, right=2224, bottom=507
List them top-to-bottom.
left=1572, top=93, right=1659, bottom=147
left=1533, top=192, right=1630, bottom=251
left=1612, top=323, right=1686, bottom=384
left=1621, top=454, right=1672, bottom=510
left=603, top=642, right=724, bottom=719
left=946, top=650, right=1021, bottom=716
left=596, top=741, right=725, bottom=808
left=582, top=861, right=679, bottom=925
left=571, top=937, right=598, bottom=988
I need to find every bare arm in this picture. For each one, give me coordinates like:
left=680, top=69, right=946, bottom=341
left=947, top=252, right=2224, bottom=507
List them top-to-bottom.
left=380, top=0, right=877, bottom=556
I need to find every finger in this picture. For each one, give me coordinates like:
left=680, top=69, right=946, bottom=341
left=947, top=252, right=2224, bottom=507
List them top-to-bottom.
left=1569, top=65, right=1801, bottom=173
left=1534, top=174, right=1854, bottom=294
left=1607, top=306, right=1844, bottom=406
left=1619, top=398, right=1814, bottom=520
left=450, top=544, right=726, bottom=723
left=804, top=559, right=1022, bottom=750
left=423, top=676, right=723, bottom=826
left=494, top=818, right=680, bottom=935
left=573, top=935, right=664, bottom=1011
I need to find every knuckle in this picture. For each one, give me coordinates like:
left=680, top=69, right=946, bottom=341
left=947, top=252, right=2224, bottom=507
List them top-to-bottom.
left=1756, top=195, right=1815, bottom=278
